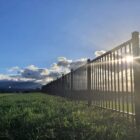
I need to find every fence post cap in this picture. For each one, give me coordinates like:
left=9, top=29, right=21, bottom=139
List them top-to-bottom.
left=87, top=59, right=91, bottom=63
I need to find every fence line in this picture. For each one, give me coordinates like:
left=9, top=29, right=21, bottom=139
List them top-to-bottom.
left=42, top=31, right=140, bottom=127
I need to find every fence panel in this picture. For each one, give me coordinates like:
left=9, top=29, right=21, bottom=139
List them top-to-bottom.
left=42, top=31, right=140, bottom=127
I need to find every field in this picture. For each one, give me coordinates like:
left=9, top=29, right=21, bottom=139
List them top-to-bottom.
left=0, top=93, right=138, bottom=140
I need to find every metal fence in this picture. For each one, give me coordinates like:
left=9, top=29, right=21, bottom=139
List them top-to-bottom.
left=42, top=31, right=140, bottom=126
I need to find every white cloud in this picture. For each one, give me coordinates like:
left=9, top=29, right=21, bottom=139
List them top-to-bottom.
left=95, top=50, right=106, bottom=57
left=2, top=56, right=88, bottom=86
left=46, top=57, right=87, bottom=80
left=57, top=57, right=72, bottom=67
left=70, top=58, right=87, bottom=70
left=26, top=65, right=38, bottom=71
left=8, top=66, right=22, bottom=73
left=0, top=74, right=34, bottom=82
left=0, top=74, right=12, bottom=81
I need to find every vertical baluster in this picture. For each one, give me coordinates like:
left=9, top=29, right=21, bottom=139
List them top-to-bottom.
left=129, top=44, right=134, bottom=114
left=125, top=45, right=129, bottom=115
left=121, top=48, right=125, bottom=114
left=117, top=50, right=120, bottom=111
left=113, top=52, right=117, bottom=111
left=110, top=53, right=113, bottom=109
left=107, top=54, right=110, bottom=109
left=104, top=56, right=107, bottom=108
left=87, top=59, right=92, bottom=106
left=99, top=59, right=102, bottom=107
left=102, top=59, right=104, bottom=108
left=97, top=60, right=99, bottom=106
left=96, top=61, right=98, bottom=106
left=95, top=62, right=97, bottom=105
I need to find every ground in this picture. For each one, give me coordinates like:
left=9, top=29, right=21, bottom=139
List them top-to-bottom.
left=0, top=93, right=138, bottom=140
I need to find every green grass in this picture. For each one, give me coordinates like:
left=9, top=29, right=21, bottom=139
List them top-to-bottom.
left=0, top=93, right=138, bottom=140
left=0, top=93, right=15, bottom=97
left=93, top=100, right=134, bottom=114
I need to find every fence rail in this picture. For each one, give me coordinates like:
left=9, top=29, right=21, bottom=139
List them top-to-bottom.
left=42, top=31, right=140, bottom=127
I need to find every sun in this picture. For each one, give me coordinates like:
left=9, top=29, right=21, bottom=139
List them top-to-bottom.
left=126, top=55, right=133, bottom=63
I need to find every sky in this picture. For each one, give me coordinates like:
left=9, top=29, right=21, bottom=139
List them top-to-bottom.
left=0, top=0, right=140, bottom=86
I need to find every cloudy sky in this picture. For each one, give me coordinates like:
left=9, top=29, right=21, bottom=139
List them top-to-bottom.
left=0, top=0, right=140, bottom=86
left=4, top=57, right=88, bottom=85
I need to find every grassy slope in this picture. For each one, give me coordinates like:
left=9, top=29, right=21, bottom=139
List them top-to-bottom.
left=0, top=93, right=137, bottom=140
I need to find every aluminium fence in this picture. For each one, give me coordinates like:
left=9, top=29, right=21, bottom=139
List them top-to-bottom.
left=42, top=31, right=140, bottom=127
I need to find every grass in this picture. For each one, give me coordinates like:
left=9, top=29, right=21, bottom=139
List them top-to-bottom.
left=0, top=93, right=139, bottom=140
left=93, top=100, right=134, bottom=114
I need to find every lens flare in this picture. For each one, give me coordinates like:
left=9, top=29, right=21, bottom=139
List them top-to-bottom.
left=126, top=56, right=133, bottom=63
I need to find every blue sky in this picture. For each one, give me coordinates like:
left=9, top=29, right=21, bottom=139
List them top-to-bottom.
left=0, top=0, right=140, bottom=75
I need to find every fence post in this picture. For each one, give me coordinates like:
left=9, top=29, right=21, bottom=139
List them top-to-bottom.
left=132, top=31, right=140, bottom=127
left=87, top=59, right=92, bottom=106
left=70, top=69, right=74, bottom=99
left=71, top=69, right=73, bottom=90
left=61, top=74, right=64, bottom=96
